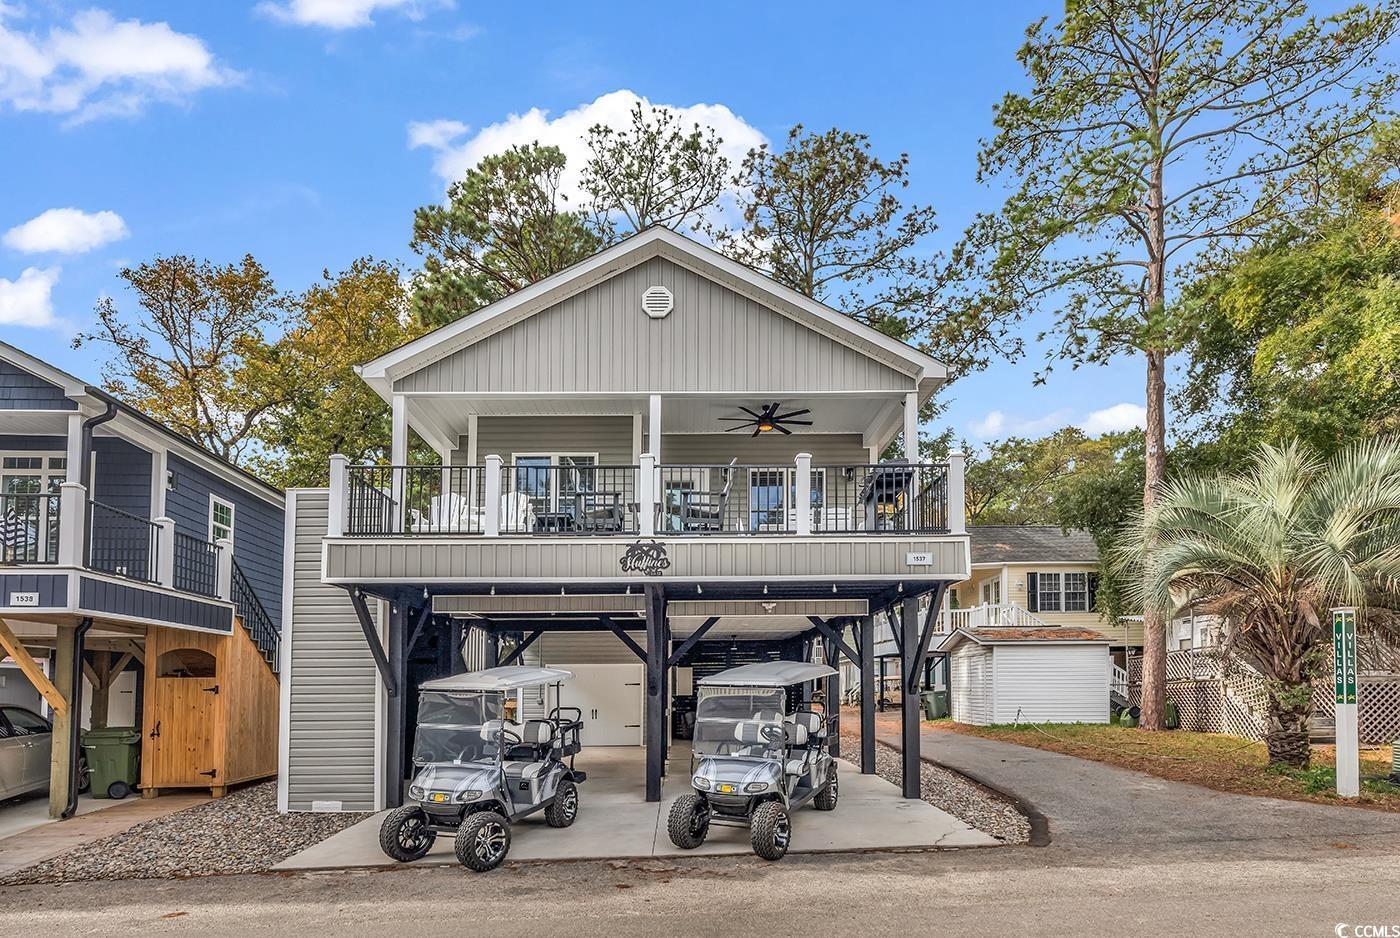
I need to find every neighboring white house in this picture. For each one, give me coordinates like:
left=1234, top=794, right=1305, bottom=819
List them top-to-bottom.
left=938, top=626, right=1111, bottom=726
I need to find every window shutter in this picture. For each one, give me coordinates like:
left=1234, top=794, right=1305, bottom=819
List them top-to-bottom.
left=1026, top=572, right=1038, bottom=612
left=1088, top=573, right=1100, bottom=612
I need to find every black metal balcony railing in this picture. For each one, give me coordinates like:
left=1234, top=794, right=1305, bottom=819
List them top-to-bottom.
left=341, top=461, right=951, bottom=538
left=500, top=464, right=639, bottom=534
left=0, top=492, right=59, bottom=564
left=87, top=500, right=159, bottom=583
left=173, top=531, right=221, bottom=598
left=231, top=557, right=279, bottom=671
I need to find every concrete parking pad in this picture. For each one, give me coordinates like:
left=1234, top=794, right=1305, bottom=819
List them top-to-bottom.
left=276, top=747, right=997, bottom=870
left=0, top=792, right=208, bottom=877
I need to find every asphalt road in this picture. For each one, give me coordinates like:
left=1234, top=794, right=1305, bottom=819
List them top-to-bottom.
left=5, top=731, right=1397, bottom=937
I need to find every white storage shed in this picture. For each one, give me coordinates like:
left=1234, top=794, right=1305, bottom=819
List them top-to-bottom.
left=939, top=626, right=1111, bottom=726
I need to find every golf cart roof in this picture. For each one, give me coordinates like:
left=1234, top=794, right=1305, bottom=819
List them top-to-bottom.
left=697, top=661, right=837, bottom=688
left=419, top=666, right=575, bottom=693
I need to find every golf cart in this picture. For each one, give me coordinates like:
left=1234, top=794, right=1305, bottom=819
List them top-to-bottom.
left=667, top=661, right=838, bottom=861
left=378, top=666, right=585, bottom=872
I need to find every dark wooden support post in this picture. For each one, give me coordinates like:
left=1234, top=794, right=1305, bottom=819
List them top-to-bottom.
left=644, top=585, right=668, bottom=803
left=348, top=590, right=397, bottom=698
left=899, top=596, right=920, bottom=798
left=384, top=603, right=409, bottom=809
left=859, top=614, right=875, bottom=774
left=483, top=619, right=499, bottom=668
left=800, top=636, right=814, bottom=706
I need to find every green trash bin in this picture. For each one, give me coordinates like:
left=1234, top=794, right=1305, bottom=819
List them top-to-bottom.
left=921, top=690, right=950, bottom=720
left=81, top=727, right=140, bottom=799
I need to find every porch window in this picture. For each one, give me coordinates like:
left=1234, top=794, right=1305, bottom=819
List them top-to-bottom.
left=1, top=453, right=65, bottom=562
left=511, top=454, right=598, bottom=522
left=747, top=468, right=824, bottom=531
left=1037, top=572, right=1062, bottom=612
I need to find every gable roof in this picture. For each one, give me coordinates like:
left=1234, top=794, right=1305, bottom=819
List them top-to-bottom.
left=356, top=227, right=947, bottom=400
left=0, top=340, right=282, bottom=504
left=969, top=525, right=1099, bottom=566
left=937, top=625, right=1110, bottom=652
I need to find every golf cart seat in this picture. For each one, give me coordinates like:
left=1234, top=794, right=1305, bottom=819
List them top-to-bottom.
left=785, top=711, right=824, bottom=746
left=505, top=720, right=557, bottom=761
left=502, top=760, right=551, bottom=781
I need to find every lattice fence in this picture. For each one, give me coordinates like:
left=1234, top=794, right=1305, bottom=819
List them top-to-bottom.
left=1127, top=649, right=1400, bottom=744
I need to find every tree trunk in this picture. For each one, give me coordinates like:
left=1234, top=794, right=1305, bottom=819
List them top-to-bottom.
left=1138, top=348, right=1168, bottom=730
left=1265, top=685, right=1312, bottom=769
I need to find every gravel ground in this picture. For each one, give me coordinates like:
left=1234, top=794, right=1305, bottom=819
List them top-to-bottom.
left=840, top=733, right=1030, bottom=844
left=0, top=782, right=368, bottom=885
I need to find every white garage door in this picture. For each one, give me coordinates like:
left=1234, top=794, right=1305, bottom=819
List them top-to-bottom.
left=548, top=663, right=644, bottom=746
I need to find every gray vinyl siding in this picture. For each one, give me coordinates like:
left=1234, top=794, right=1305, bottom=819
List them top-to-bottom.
left=395, top=258, right=916, bottom=395
left=0, top=360, right=76, bottom=410
left=456, top=416, right=636, bottom=465
left=91, top=438, right=152, bottom=518
left=164, top=454, right=284, bottom=627
left=286, top=490, right=379, bottom=812
left=325, top=535, right=968, bottom=582
left=534, top=632, right=638, bottom=665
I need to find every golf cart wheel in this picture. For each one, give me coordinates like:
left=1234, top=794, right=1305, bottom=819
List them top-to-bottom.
left=813, top=763, right=838, bottom=811
left=545, top=779, right=579, bottom=828
left=107, top=780, right=132, bottom=800
left=667, top=793, right=709, bottom=849
left=750, top=802, right=791, bottom=861
left=378, top=805, right=436, bottom=862
left=455, top=811, right=511, bottom=872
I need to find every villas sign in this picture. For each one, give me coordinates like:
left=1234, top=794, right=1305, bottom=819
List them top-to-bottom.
left=620, top=540, right=670, bottom=576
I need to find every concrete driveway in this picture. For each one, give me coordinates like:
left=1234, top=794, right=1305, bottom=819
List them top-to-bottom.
left=878, top=720, right=1400, bottom=851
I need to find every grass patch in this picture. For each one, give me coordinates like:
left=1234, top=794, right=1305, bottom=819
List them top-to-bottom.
left=936, top=721, right=1400, bottom=811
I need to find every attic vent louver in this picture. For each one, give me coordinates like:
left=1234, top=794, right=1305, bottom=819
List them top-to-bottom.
left=641, top=285, right=673, bottom=318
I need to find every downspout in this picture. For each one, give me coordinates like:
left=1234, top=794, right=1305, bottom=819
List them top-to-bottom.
left=78, top=400, right=118, bottom=563
left=62, top=616, right=93, bottom=820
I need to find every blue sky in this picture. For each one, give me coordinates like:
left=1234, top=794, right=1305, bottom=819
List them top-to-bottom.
left=0, top=0, right=1149, bottom=444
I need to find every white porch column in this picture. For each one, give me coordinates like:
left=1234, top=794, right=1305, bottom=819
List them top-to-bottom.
left=903, top=392, right=919, bottom=461
left=648, top=394, right=662, bottom=463
left=390, top=395, right=408, bottom=533
left=65, top=414, right=83, bottom=482
left=151, top=448, right=169, bottom=519
left=947, top=450, right=967, bottom=535
left=638, top=453, right=656, bottom=537
left=794, top=453, right=812, bottom=536
left=327, top=454, right=348, bottom=537
left=483, top=454, right=502, bottom=536
left=57, top=482, right=86, bottom=567
left=154, top=517, right=176, bottom=588
left=215, top=537, right=234, bottom=601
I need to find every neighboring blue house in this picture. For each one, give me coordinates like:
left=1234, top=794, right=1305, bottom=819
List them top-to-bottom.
left=0, top=340, right=285, bottom=815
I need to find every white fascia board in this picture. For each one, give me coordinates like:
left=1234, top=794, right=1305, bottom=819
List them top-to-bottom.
left=359, top=228, right=947, bottom=394
left=0, top=341, right=88, bottom=397
left=97, top=412, right=284, bottom=508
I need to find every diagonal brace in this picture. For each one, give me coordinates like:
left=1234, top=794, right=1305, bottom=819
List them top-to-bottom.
left=599, top=616, right=648, bottom=662
left=667, top=616, right=719, bottom=668
left=806, top=616, right=861, bottom=669
left=499, top=629, right=544, bottom=667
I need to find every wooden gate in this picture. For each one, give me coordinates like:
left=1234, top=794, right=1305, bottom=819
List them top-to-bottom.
left=146, top=669, right=223, bottom=786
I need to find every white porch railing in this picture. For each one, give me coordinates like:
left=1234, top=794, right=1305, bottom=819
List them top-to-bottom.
left=940, top=602, right=1048, bottom=631
left=1110, top=663, right=1129, bottom=700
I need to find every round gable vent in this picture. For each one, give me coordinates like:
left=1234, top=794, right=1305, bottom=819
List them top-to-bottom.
left=641, top=285, right=674, bottom=319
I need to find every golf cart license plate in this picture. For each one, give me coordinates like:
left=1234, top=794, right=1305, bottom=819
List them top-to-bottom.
left=718, top=783, right=736, bottom=793
left=430, top=792, right=448, bottom=803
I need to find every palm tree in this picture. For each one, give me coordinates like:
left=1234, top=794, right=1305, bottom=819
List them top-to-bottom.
left=1117, top=439, right=1400, bottom=768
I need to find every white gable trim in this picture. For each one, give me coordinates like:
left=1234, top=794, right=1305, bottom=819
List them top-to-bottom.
left=358, top=228, right=946, bottom=399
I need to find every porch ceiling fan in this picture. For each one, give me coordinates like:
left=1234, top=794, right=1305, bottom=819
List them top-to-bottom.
left=719, top=402, right=813, bottom=437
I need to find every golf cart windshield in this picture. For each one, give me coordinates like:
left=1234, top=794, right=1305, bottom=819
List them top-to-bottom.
left=693, top=687, right=786, bottom=759
left=412, top=691, right=505, bottom=765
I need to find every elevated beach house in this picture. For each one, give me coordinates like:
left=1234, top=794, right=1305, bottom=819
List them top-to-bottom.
left=280, top=228, right=969, bottom=813
left=0, top=342, right=283, bottom=814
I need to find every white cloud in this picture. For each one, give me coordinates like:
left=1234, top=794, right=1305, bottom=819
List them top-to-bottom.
left=257, top=0, right=453, bottom=29
left=0, top=7, right=236, bottom=122
left=413, top=90, right=766, bottom=212
left=407, top=118, right=468, bottom=150
left=4, top=208, right=127, bottom=254
left=0, top=266, right=59, bottom=327
left=969, top=402, right=1145, bottom=439
left=1079, top=402, right=1147, bottom=435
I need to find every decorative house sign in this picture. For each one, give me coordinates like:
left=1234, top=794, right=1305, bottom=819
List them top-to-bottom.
left=640, top=285, right=674, bottom=319
left=620, top=540, right=671, bottom=575
left=7, top=592, right=40, bottom=607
